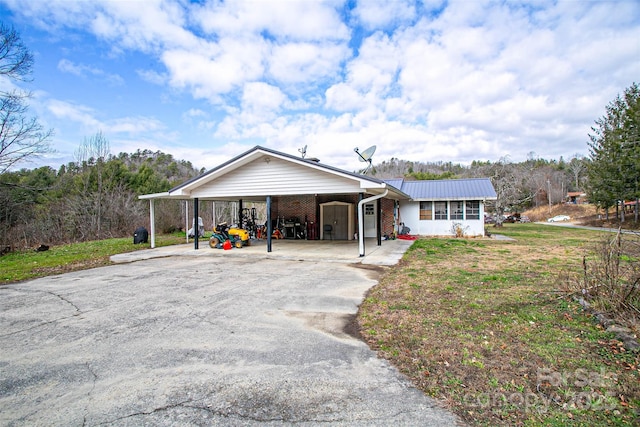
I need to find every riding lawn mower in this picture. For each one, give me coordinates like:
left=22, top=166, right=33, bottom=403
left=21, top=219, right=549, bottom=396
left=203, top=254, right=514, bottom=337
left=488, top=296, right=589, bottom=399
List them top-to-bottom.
left=209, top=222, right=250, bottom=249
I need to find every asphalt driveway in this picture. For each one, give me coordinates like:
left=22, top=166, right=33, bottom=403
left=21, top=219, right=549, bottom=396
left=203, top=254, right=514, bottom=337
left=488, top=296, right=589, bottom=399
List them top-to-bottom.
left=1, top=245, right=463, bottom=426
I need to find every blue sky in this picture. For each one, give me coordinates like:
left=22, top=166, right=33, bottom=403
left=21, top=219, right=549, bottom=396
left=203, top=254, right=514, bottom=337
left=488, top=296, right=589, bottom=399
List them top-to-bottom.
left=1, top=0, right=639, bottom=172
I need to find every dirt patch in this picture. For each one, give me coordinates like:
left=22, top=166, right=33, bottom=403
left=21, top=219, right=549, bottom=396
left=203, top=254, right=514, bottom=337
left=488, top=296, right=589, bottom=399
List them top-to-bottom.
left=30, top=258, right=111, bottom=277
left=350, top=263, right=387, bottom=280
left=285, top=311, right=360, bottom=341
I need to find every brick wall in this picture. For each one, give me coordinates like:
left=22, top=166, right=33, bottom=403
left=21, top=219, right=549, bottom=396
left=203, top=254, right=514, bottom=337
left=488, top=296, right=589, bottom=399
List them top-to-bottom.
left=271, top=194, right=398, bottom=239
left=276, top=195, right=317, bottom=223
left=380, top=198, right=396, bottom=237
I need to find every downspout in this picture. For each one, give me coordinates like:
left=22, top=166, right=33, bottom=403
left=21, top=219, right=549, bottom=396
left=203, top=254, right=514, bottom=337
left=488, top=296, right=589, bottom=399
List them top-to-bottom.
left=358, top=189, right=388, bottom=257
left=185, top=201, right=189, bottom=243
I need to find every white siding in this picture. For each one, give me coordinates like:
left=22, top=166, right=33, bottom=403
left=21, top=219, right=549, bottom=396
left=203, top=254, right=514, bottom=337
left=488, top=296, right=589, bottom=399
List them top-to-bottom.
left=191, top=157, right=363, bottom=198
left=399, top=201, right=486, bottom=237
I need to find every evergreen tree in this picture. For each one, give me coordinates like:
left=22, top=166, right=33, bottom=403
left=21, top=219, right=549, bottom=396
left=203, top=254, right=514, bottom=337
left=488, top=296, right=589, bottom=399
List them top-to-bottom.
left=587, top=83, right=640, bottom=213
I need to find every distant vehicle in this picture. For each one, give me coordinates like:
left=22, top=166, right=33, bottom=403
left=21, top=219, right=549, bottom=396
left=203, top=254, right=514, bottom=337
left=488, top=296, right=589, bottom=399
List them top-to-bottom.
left=503, top=212, right=522, bottom=223
left=519, top=215, right=531, bottom=223
left=547, top=215, right=570, bottom=222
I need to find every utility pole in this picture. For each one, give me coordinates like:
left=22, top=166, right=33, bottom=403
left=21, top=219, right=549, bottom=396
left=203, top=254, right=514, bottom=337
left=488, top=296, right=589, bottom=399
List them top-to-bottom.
left=547, top=179, right=552, bottom=214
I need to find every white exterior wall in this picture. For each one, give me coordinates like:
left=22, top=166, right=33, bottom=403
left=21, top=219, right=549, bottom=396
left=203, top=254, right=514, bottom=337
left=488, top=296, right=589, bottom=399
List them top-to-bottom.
left=191, top=157, right=363, bottom=198
left=399, top=200, right=486, bottom=237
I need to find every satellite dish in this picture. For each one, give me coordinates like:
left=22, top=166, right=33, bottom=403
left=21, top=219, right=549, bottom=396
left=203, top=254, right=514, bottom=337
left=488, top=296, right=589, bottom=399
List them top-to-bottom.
left=298, top=145, right=307, bottom=159
left=354, top=145, right=376, bottom=174
left=356, top=145, right=376, bottom=162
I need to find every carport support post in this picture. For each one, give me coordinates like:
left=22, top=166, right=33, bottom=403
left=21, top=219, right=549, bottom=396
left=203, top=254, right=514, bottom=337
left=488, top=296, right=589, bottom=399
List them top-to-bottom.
left=266, top=196, right=272, bottom=252
left=193, top=198, right=199, bottom=250
left=376, top=198, right=382, bottom=246
left=149, top=199, right=156, bottom=248
left=238, top=199, right=243, bottom=228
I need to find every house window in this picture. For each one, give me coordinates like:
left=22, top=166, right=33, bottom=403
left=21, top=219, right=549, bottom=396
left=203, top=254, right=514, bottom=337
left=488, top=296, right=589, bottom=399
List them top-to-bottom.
left=419, top=201, right=432, bottom=220
left=434, top=201, right=448, bottom=220
left=451, top=201, right=464, bottom=220
left=466, top=201, right=480, bottom=219
left=365, top=204, right=374, bottom=215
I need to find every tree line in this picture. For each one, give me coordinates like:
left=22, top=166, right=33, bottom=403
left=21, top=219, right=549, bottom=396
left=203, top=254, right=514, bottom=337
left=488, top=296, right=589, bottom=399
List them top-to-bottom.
left=0, top=135, right=204, bottom=248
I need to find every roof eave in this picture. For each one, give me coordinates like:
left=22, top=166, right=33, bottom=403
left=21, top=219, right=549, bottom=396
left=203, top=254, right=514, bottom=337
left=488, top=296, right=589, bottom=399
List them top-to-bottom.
left=170, top=145, right=398, bottom=196
left=409, top=196, right=498, bottom=201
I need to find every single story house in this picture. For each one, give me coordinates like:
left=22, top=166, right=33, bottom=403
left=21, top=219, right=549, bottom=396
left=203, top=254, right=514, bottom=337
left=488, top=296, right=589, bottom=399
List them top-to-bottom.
left=140, top=146, right=497, bottom=255
left=388, top=178, right=497, bottom=237
left=566, top=191, right=588, bottom=204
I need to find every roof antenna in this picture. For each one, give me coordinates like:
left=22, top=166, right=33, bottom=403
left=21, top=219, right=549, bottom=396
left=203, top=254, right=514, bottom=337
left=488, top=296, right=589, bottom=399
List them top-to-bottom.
left=298, top=145, right=307, bottom=159
left=354, top=145, right=376, bottom=174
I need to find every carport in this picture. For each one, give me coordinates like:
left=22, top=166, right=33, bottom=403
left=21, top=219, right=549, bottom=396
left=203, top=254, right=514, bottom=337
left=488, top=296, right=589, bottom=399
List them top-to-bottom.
left=139, top=146, right=409, bottom=256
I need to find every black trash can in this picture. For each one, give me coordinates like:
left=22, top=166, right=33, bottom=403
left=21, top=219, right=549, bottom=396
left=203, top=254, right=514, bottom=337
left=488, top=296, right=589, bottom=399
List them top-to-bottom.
left=133, top=227, right=148, bottom=244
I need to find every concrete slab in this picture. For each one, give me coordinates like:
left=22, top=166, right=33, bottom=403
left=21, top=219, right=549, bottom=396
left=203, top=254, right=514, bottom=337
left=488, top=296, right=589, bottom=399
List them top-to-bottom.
left=111, top=238, right=415, bottom=266
left=1, top=239, right=465, bottom=426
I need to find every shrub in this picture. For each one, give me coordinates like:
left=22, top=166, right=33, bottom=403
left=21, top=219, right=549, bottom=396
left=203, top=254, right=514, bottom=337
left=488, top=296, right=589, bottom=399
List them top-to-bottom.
left=580, top=229, right=640, bottom=319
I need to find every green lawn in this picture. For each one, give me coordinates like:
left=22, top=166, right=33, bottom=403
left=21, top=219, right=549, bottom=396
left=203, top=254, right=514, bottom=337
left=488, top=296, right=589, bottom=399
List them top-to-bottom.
left=358, top=224, right=639, bottom=426
left=0, top=233, right=187, bottom=284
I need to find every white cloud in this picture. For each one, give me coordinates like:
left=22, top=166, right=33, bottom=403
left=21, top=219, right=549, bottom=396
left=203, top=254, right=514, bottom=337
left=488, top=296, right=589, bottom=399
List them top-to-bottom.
left=90, top=0, right=199, bottom=52
left=192, top=0, right=349, bottom=41
left=352, top=0, right=416, bottom=30
left=161, top=35, right=266, bottom=100
left=267, top=41, right=350, bottom=86
left=58, top=59, right=124, bottom=86
left=135, top=69, right=167, bottom=86
left=241, top=82, right=287, bottom=115
left=46, top=99, right=165, bottom=136
left=47, top=99, right=102, bottom=130
left=182, top=108, right=207, bottom=119
left=108, top=116, right=165, bottom=134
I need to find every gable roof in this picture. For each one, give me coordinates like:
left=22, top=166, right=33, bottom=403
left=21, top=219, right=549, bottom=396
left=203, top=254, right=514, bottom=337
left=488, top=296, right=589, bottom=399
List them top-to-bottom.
left=145, top=146, right=410, bottom=201
left=384, top=178, right=497, bottom=201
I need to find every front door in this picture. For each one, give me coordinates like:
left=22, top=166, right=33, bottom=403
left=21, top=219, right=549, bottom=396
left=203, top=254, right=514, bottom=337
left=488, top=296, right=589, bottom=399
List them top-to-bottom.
left=363, top=202, right=377, bottom=238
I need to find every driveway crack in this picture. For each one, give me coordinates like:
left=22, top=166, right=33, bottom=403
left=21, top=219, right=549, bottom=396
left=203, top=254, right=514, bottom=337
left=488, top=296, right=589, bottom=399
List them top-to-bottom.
left=0, top=289, right=83, bottom=338
left=46, top=290, right=82, bottom=314
left=82, top=362, right=98, bottom=427
left=98, top=399, right=196, bottom=425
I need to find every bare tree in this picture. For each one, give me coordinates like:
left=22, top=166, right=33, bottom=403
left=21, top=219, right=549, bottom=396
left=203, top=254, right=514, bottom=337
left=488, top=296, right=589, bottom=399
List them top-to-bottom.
left=0, top=23, right=52, bottom=172
left=75, top=131, right=111, bottom=238
left=568, top=154, right=587, bottom=190
left=479, top=157, right=538, bottom=225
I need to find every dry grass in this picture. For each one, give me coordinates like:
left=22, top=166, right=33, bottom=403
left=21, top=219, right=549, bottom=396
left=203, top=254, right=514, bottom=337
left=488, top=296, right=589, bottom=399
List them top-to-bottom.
left=524, top=203, right=640, bottom=230
left=523, top=204, right=598, bottom=223
left=358, top=224, right=640, bottom=426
